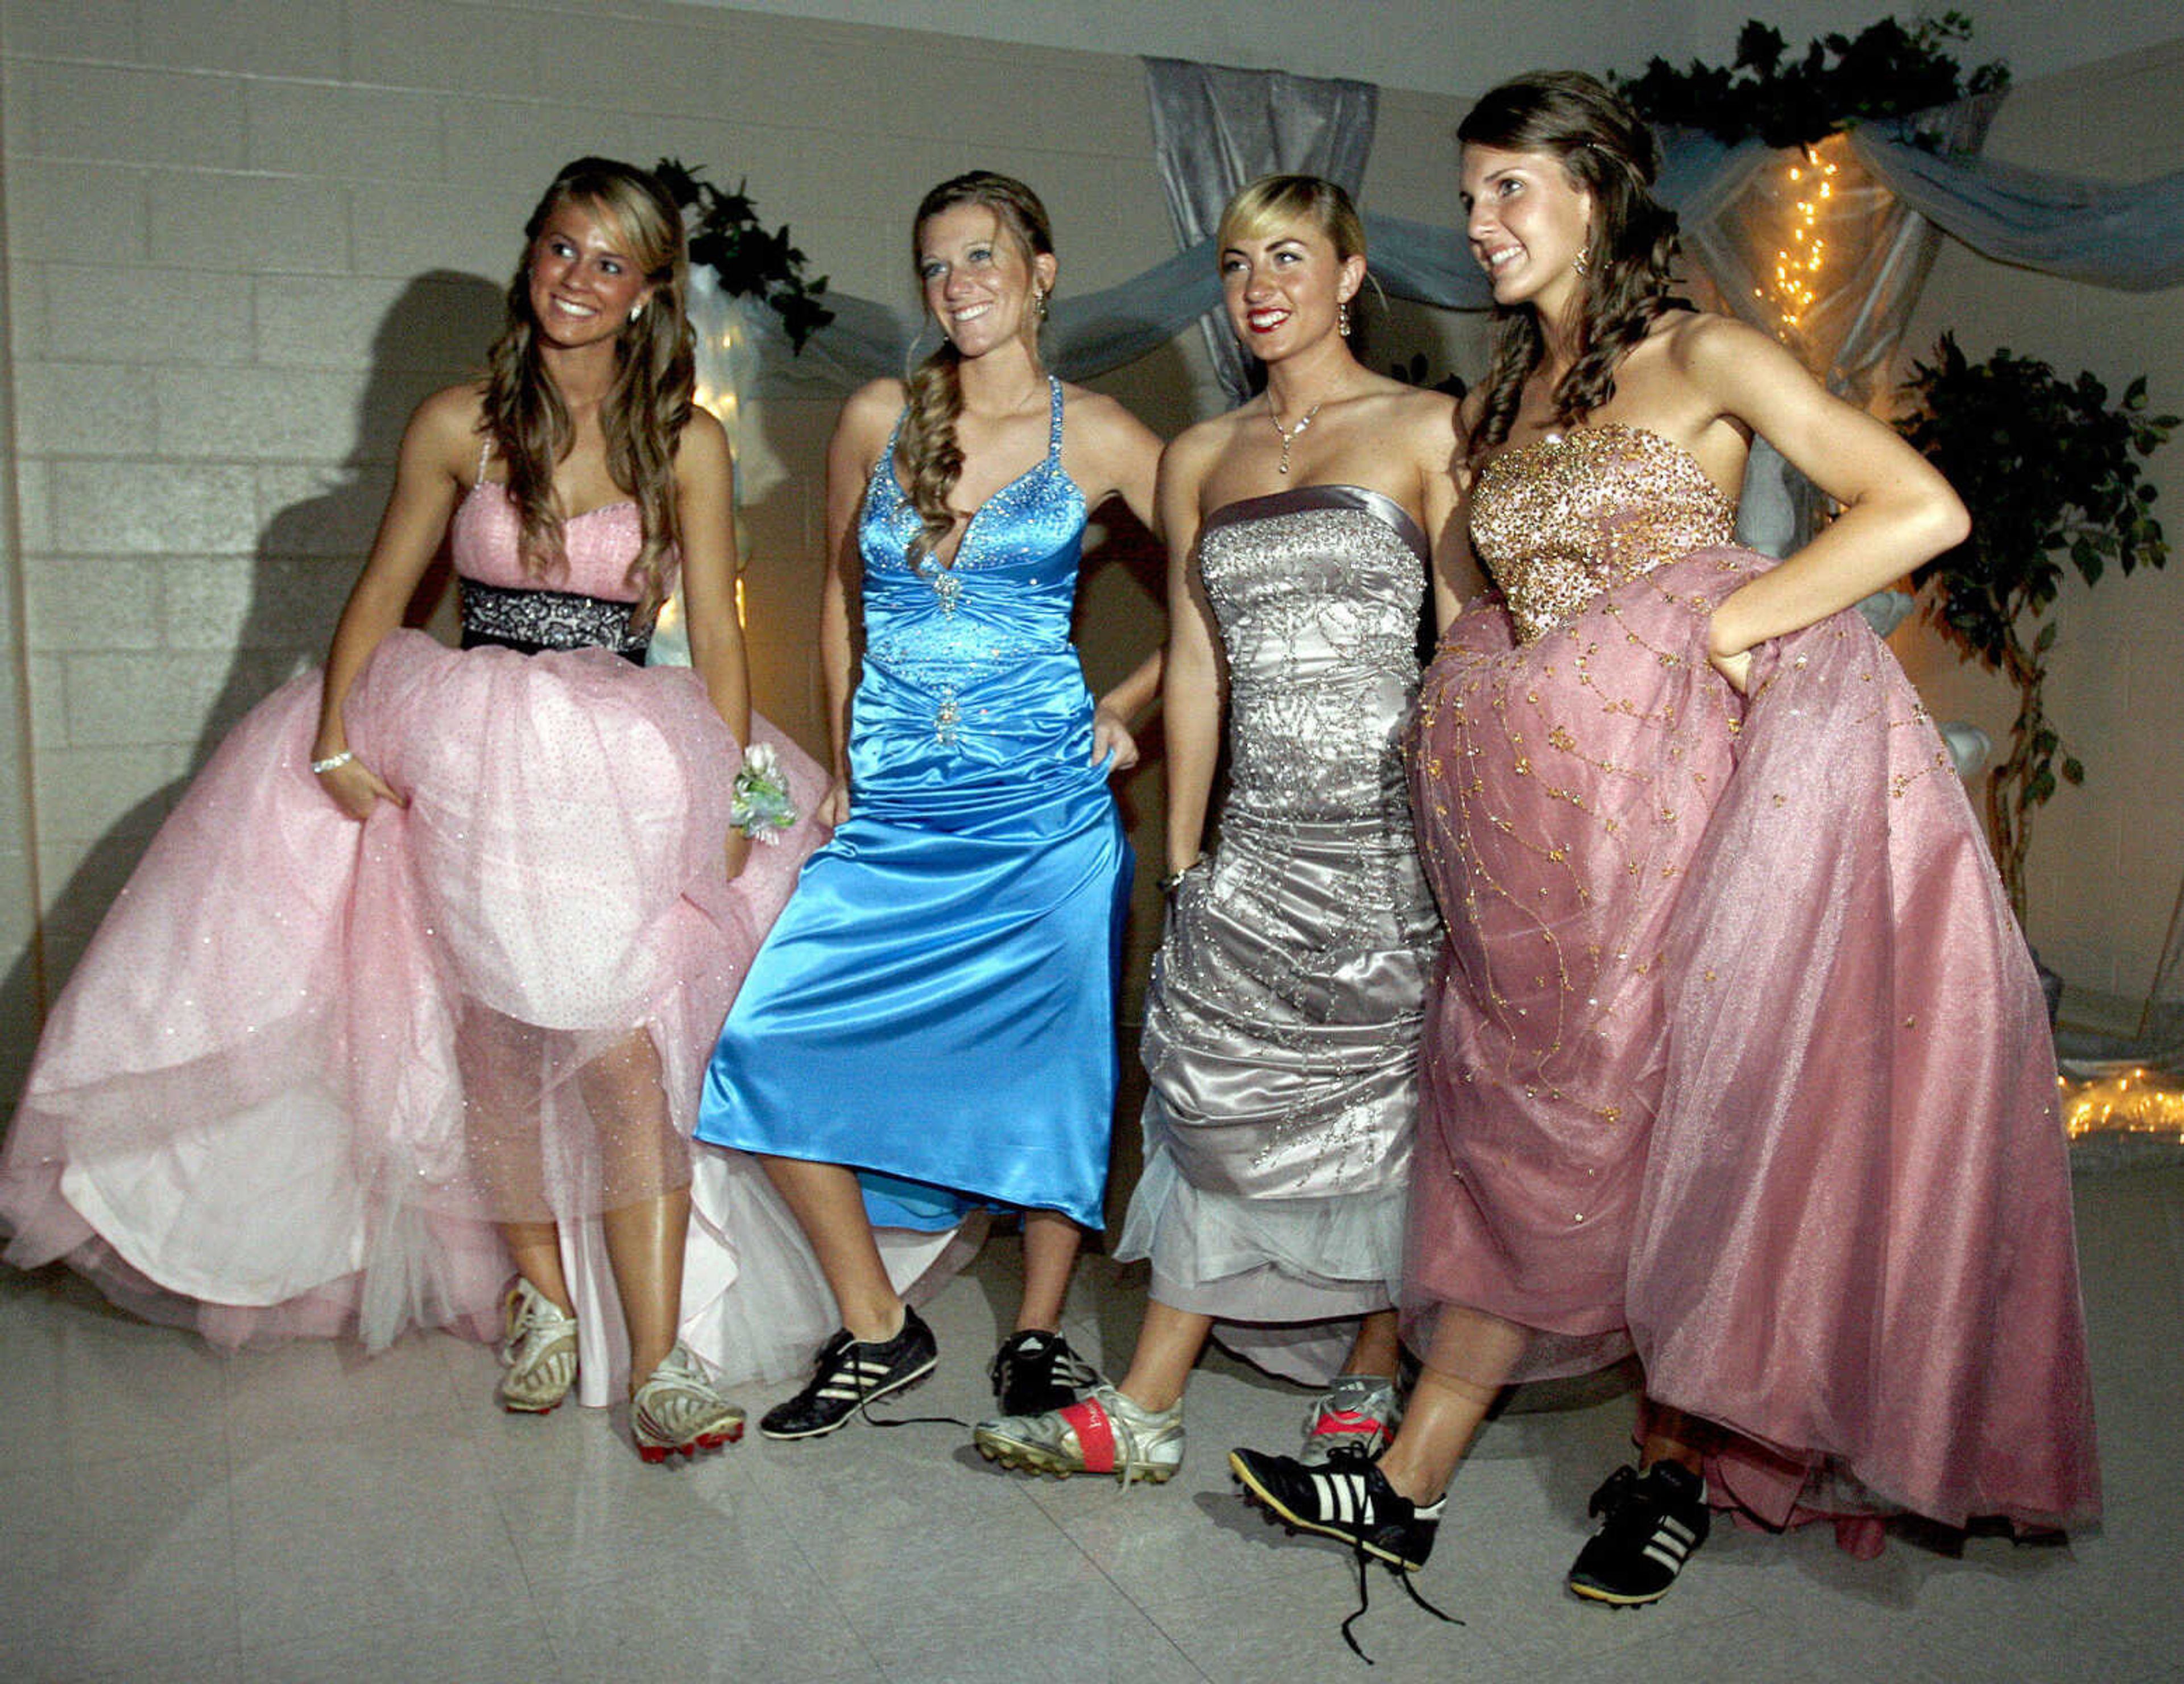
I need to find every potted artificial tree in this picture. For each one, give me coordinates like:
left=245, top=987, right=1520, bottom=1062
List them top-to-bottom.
left=1896, top=333, right=2175, bottom=955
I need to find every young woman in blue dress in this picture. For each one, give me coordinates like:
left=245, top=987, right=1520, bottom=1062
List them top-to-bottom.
left=697, top=172, right=1163, bottom=1439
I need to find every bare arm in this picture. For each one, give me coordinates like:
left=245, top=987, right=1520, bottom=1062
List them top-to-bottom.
left=1688, top=319, right=1970, bottom=673
left=817, top=382, right=899, bottom=823
left=311, top=385, right=473, bottom=818
left=1074, top=390, right=1169, bottom=771
left=1415, top=394, right=1474, bottom=634
left=677, top=409, right=754, bottom=879
left=677, top=410, right=751, bottom=746
left=1156, top=431, right=1226, bottom=875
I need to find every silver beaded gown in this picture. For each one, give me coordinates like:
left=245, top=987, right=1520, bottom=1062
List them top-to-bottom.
left=1115, top=484, right=1441, bottom=1378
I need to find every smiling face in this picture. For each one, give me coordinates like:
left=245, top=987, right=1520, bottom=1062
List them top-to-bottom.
left=1461, top=143, right=1594, bottom=317
left=526, top=197, right=653, bottom=350
left=916, top=202, right=1056, bottom=361
left=1219, top=214, right=1363, bottom=364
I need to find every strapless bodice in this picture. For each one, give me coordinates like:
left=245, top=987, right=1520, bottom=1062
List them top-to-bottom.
left=1471, top=425, right=1737, bottom=643
left=449, top=479, right=659, bottom=659
left=449, top=480, right=649, bottom=601
left=1198, top=482, right=1429, bottom=828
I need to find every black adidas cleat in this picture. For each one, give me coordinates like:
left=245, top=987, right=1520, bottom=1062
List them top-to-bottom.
left=759, top=1306, right=939, bottom=1440
left=987, top=1328, right=1101, bottom=1416
left=1229, top=1446, right=1443, bottom=1572
left=1566, top=1461, right=1711, bottom=1606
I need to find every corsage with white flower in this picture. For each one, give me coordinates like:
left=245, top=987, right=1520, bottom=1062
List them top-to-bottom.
left=729, top=742, right=800, bottom=843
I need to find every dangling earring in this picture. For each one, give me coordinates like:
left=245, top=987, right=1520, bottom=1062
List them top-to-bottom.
left=1571, top=240, right=1592, bottom=278
left=1032, top=286, right=1049, bottom=324
left=1338, top=298, right=1351, bottom=338
left=628, top=302, right=646, bottom=324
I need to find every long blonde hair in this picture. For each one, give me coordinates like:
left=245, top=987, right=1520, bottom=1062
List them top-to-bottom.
left=1458, top=72, right=1684, bottom=460
left=481, top=156, right=694, bottom=625
left=899, top=171, right=1054, bottom=564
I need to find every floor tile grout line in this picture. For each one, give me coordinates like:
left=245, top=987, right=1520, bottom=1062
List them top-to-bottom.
left=763, top=1454, right=895, bottom=1683
left=1010, top=1471, right=1220, bottom=1682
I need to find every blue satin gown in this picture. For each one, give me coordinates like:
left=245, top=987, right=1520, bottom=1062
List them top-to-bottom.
left=697, top=378, right=1131, bottom=1231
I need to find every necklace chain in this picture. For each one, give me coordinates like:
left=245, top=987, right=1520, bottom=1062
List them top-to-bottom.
left=1266, top=393, right=1326, bottom=477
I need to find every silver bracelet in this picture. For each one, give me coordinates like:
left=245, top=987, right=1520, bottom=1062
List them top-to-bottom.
left=310, top=750, right=354, bottom=775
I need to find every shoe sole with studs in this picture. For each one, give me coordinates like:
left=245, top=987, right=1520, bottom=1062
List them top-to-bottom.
left=636, top=1420, right=745, bottom=1464
left=973, top=1426, right=1176, bottom=1484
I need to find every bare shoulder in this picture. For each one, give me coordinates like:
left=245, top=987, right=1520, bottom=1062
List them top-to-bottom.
left=1657, top=309, right=1772, bottom=378
left=845, top=375, right=908, bottom=413
left=834, top=377, right=907, bottom=452
left=1383, top=380, right=1462, bottom=440
left=408, top=381, right=488, bottom=470
left=1060, top=383, right=1160, bottom=449
left=674, top=405, right=731, bottom=478
left=1163, top=411, right=1235, bottom=481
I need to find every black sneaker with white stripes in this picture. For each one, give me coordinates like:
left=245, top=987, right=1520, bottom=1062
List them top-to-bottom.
left=759, top=1306, right=939, bottom=1440
left=988, top=1328, right=1101, bottom=1415
left=1228, top=1446, right=1443, bottom=1572
left=1566, top=1460, right=1711, bottom=1606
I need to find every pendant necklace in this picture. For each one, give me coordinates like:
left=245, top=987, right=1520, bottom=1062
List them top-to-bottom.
left=1266, top=393, right=1325, bottom=476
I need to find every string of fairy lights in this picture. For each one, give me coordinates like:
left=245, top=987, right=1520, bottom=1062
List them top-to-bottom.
left=1757, top=145, right=1839, bottom=336
left=2061, top=1070, right=2184, bottom=1142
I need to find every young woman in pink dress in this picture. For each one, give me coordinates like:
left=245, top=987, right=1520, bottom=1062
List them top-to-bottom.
left=1230, top=73, right=2099, bottom=1603
left=0, top=158, right=829, bottom=1460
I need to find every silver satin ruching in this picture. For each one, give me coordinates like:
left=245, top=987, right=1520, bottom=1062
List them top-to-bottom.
left=1141, top=485, right=1441, bottom=1208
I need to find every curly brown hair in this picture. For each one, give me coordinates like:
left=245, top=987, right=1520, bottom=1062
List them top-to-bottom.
left=1458, top=72, right=1684, bottom=460
left=481, top=156, right=694, bottom=625
left=899, top=171, right=1054, bottom=564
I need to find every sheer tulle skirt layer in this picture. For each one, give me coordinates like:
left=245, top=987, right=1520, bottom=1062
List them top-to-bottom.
left=1404, top=549, right=2098, bottom=1531
left=0, top=631, right=846, bottom=1398
left=1115, top=1124, right=1403, bottom=1385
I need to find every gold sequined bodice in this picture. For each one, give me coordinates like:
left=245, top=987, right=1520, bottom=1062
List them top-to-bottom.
left=1471, top=425, right=1738, bottom=643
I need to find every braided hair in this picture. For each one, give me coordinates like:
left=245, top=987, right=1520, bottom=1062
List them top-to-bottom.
left=898, top=171, right=1055, bottom=563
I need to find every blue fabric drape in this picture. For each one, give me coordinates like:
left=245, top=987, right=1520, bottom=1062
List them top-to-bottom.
left=715, top=90, right=2182, bottom=401
left=1852, top=120, right=2184, bottom=292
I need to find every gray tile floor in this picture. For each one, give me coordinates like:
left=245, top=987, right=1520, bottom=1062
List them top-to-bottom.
left=2, top=1167, right=2178, bottom=1683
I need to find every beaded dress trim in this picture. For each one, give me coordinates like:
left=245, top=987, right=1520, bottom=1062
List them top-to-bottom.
left=1472, top=425, right=1737, bottom=645
left=458, top=579, right=647, bottom=662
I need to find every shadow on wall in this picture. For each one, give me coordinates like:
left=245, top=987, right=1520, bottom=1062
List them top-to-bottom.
left=0, top=272, right=506, bottom=1110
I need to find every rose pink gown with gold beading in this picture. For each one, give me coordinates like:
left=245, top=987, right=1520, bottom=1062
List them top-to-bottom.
left=1405, top=423, right=2098, bottom=1534
left=0, top=472, right=851, bottom=1403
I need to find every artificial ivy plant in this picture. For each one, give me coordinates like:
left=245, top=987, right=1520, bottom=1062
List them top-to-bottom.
left=1614, top=12, right=2009, bottom=148
left=655, top=159, right=834, bottom=350
left=1896, top=333, right=2175, bottom=923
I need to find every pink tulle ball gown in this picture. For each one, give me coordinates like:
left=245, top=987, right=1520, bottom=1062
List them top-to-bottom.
left=1406, top=423, right=2099, bottom=1539
left=0, top=472, right=875, bottom=1405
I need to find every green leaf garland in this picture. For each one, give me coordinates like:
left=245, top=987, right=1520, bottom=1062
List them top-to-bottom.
left=1614, top=12, right=2009, bottom=148
left=655, top=158, right=834, bottom=351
